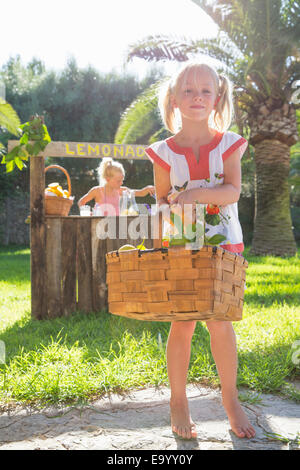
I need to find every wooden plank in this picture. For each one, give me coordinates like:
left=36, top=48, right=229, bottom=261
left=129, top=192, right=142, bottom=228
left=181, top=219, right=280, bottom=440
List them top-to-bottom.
left=8, top=140, right=148, bottom=160
left=30, top=156, right=47, bottom=319
left=126, top=215, right=150, bottom=248
left=61, top=217, right=77, bottom=316
left=77, top=217, right=93, bottom=313
left=106, top=217, right=124, bottom=253
left=45, top=218, right=62, bottom=318
left=91, top=218, right=107, bottom=312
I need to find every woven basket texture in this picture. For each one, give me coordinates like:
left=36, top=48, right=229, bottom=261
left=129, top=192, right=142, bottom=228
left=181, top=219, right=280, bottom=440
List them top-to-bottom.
left=106, top=245, right=248, bottom=322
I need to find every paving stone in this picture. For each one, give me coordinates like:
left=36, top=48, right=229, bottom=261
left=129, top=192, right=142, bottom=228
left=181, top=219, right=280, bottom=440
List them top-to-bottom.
left=0, top=385, right=299, bottom=450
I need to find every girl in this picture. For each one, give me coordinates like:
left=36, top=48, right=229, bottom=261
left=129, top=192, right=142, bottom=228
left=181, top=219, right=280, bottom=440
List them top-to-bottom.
left=144, top=62, right=256, bottom=440
left=78, top=157, right=155, bottom=215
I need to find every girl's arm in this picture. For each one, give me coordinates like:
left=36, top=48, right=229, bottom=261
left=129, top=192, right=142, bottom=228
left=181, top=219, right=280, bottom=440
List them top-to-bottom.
left=176, top=149, right=241, bottom=206
left=153, top=163, right=171, bottom=207
left=134, top=185, right=155, bottom=197
left=77, top=186, right=99, bottom=207
left=119, top=186, right=155, bottom=197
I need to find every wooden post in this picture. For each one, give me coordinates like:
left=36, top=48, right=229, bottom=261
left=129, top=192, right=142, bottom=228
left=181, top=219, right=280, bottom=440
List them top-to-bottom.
left=30, top=156, right=47, bottom=319
left=61, top=217, right=77, bottom=316
left=77, top=217, right=93, bottom=313
left=45, top=218, right=62, bottom=317
left=91, top=218, right=107, bottom=312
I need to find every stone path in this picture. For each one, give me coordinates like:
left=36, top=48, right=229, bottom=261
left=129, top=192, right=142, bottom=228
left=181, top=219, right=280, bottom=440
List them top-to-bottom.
left=0, top=385, right=299, bottom=450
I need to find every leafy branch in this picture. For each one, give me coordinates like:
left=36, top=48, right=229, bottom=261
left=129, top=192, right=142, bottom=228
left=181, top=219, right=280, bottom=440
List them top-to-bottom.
left=1, top=115, right=51, bottom=173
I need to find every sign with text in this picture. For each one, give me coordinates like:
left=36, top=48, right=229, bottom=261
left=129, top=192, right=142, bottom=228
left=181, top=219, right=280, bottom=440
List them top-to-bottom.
left=8, top=140, right=148, bottom=160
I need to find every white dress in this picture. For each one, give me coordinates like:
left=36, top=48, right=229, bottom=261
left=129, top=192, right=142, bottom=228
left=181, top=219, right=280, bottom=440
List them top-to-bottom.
left=145, top=131, right=248, bottom=253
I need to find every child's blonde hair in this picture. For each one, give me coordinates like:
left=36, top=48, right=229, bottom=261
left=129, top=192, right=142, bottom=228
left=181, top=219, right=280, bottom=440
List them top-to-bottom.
left=158, top=61, right=233, bottom=134
left=97, top=157, right=125, bottom=186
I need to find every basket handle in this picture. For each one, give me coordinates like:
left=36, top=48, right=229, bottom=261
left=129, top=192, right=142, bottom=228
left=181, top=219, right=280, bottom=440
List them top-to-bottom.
left=45, top=164, right=71, bottom=196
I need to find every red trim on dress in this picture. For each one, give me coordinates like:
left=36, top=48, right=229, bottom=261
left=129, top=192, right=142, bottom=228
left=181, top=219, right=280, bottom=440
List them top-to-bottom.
left=166, top=132, right=224, bottom=180
left=222, top=137, right=247, bottom=162
left=145, top=147, right=171, bottom=172
left=220, top=242, right=244, bottom=253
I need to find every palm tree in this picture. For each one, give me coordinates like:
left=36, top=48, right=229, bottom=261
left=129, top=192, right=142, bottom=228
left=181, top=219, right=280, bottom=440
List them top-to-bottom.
left=116, top=0, right=300, bottom=257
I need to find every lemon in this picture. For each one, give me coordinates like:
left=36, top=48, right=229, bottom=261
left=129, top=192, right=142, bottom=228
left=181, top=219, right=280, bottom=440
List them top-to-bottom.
left=48, top=182, right=60, bottom=188
left=56, top=186, right=64, bottom=196
left=46, top=188, right=58, bottom=195
left=127, top=208, right=138, bottom=215
left=119, top=244, right=137, bottom=251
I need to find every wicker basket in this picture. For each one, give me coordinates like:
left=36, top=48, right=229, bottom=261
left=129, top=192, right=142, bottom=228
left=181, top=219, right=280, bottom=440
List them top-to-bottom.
left=45, top=165, right=73, bottom=216
left=106, top=245, right=248, bottom=322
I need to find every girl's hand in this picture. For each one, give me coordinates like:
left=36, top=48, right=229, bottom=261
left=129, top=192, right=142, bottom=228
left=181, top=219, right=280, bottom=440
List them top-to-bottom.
left=134, top=185, right=156, bottom=197
left=146, top=185, right=155, bottom=196
left=175, top=189, right=197, bottom=207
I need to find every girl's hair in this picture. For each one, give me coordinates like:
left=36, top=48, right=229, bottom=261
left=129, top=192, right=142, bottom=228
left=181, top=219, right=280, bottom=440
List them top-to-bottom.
left=158, top=61, right=234, bottom=134
left=97, top=157, right=125, bottom=186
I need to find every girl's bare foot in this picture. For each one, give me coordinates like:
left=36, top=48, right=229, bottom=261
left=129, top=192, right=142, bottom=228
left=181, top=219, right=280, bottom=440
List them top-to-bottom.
left=222, top=392, right=256, bottom=439
left=170, top=397, right=197, bottom=440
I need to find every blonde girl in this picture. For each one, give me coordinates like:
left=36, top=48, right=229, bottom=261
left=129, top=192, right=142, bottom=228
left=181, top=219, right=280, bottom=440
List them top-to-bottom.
left=144, top=61, right=256, bottom=440
left=78, top=157, right=155, bottom=215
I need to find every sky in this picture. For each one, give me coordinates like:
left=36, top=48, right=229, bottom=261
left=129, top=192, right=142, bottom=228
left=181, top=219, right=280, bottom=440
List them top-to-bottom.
left=0, top=0, right=219, bottom=80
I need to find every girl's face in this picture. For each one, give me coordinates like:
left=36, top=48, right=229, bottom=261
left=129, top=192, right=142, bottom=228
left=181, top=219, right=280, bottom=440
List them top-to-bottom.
left=172, top=69, right=218, bottom=124
left=106, top=170, right=124, bottom=189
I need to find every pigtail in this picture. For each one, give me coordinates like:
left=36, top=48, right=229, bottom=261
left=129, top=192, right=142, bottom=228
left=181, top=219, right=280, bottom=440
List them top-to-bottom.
left=213, top=74, right=234, bottom=132
left=158, top=81, right=177, bottom=134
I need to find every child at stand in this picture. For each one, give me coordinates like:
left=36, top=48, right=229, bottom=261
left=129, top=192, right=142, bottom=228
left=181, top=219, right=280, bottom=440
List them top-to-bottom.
left=144, top=61, right=256, bottom=440
left=78, top=157, right=155, bottom=215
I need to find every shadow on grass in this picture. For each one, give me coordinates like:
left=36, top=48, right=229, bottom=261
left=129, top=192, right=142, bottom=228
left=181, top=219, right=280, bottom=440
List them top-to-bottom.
left=243, top=246, right=300, bottom=265
left=244, top=290, right=300, bottom=307
left=0, top=309, right=172, bottom=362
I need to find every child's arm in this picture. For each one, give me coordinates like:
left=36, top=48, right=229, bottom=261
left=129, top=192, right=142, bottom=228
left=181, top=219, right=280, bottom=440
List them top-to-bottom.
left=176, top=149, right=241, bottom=206
left=153, top=164, right=171, bottom=208
left=134, top=185, right=155, bottom=197
left=77, top=186, right=99, bottom=207
left=119, top=186, right=155, bottom=197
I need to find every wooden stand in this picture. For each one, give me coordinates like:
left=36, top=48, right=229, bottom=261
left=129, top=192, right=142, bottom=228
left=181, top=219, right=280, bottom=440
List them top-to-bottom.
left=8, top=138, right=160, bottom=319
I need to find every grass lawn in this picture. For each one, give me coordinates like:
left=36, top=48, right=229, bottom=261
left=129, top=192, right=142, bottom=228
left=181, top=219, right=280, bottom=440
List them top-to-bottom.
left=0, top=244, right=299, bottom=408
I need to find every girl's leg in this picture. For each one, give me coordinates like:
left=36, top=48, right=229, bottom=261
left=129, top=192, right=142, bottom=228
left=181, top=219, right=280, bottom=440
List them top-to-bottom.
left=166, top=320, right=197, bottom=439
left=205, top=320, right=256, bottom=438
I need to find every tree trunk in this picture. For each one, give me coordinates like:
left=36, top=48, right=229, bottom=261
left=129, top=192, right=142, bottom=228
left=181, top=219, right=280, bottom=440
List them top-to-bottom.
left=250, top=139, right=296, bottom=257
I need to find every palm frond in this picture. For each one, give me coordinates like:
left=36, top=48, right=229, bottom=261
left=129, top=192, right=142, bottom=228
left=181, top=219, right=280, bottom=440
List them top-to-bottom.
left=191, top=1, right=250, bottom=53
left=192, top=1, right=298, bottom=57
left=127, top=32, right=243, bottom=72
left=127, top=35, right=191, bottom=62
left=283, top=60, right=300, bottom=98
left=114, top=79, right=166, bottom=144
left=0, top=99, right=21, bottom=136
left=148, top=127, right=171, bottom=144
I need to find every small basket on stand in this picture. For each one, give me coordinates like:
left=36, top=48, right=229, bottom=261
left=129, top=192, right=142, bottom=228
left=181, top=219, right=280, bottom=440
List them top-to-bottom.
left=44, top=165, right=73, bottom=216
left=106, top=218, right=248, bottom=322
